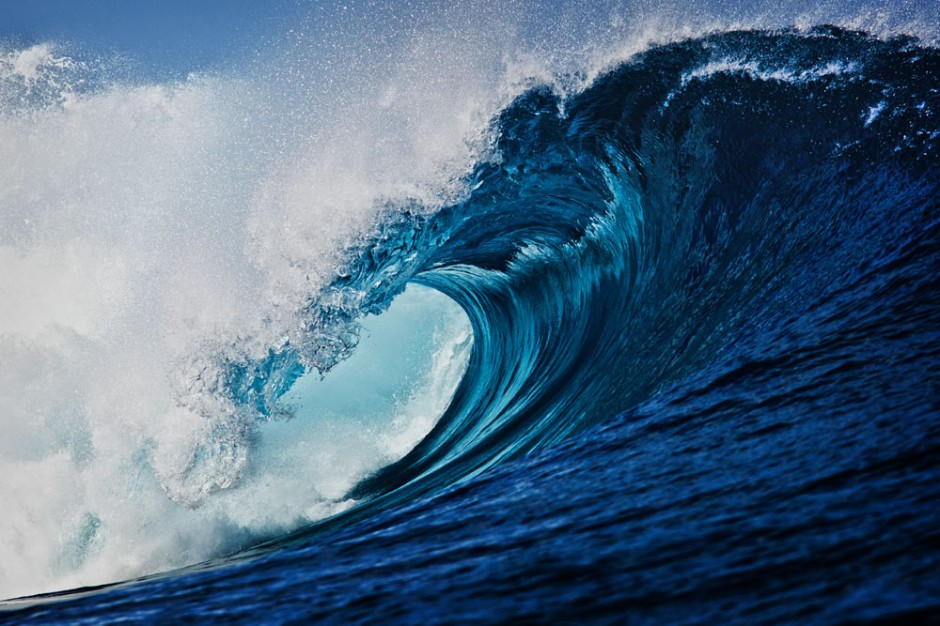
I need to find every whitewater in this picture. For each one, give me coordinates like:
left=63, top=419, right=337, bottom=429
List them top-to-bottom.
left=1, top=1, right=939, bottom=623
left=0, top=26, right=487, bottom=597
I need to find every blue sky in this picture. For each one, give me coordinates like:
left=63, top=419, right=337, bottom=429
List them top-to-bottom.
left=0, top=0, right=308, bottom=73
left=2, top=1, right=936, bottom=76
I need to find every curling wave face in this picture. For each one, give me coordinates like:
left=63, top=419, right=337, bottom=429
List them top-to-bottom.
left=334, top=26, right=940, bottom=510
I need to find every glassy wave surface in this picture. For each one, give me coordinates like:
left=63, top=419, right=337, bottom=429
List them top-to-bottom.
left=1, top=17, right=939, bottom=625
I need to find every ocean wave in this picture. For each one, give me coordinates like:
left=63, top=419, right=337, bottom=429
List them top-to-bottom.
left=1, top=22, right=938, bottom=615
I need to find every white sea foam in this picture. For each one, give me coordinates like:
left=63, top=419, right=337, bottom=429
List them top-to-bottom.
left=0, top=32, right=489, bottom=598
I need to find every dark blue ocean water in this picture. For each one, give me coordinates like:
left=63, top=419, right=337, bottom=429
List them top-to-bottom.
left=2, top=26, right=939, bottom=624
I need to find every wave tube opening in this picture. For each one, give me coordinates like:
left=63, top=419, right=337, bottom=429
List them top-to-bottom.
left=272, top=283, right=473, bottom=510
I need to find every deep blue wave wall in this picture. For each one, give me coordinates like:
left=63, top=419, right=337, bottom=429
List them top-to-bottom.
left=348, top=26, right=940, bottom=506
